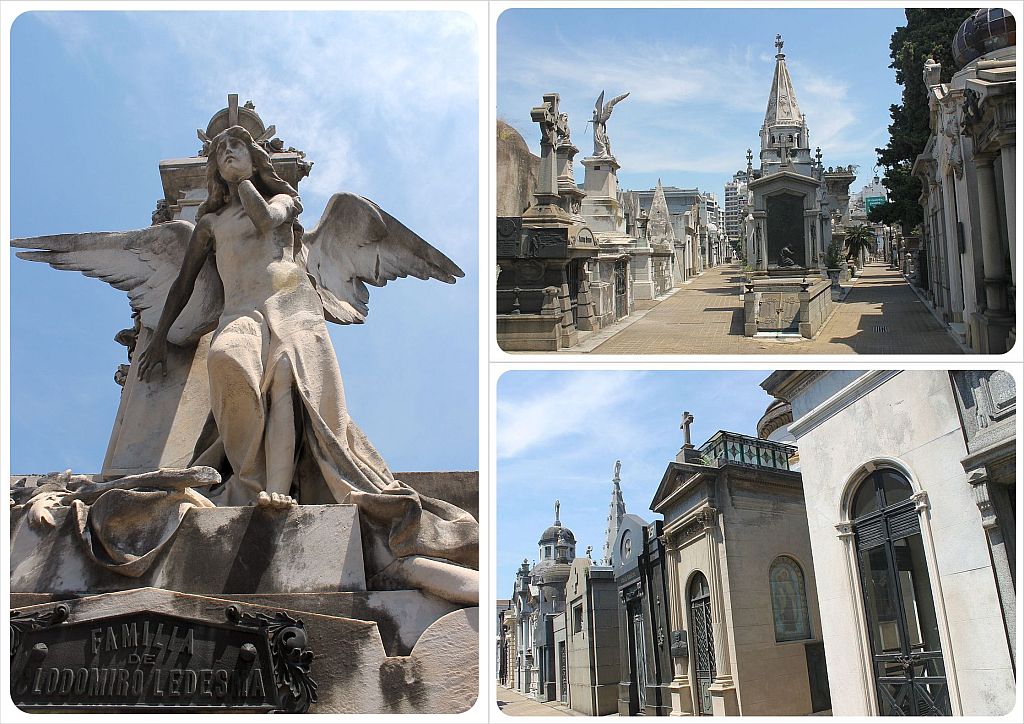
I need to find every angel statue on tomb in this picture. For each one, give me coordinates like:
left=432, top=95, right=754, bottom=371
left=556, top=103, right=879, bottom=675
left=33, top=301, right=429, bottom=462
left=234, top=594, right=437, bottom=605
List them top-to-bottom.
left=591, top=90, right=629, bottom=158
left=13, top=125, right=477, bottom=604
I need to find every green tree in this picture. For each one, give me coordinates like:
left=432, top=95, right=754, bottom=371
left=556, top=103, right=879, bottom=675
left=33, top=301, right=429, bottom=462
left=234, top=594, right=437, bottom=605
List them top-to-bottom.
left=873, top=8, right=975, bottom=233
left=844, top=224, right=877, bottom=261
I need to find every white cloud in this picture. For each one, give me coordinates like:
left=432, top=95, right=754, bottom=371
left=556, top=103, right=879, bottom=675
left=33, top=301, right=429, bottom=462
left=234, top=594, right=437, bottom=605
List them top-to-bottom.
left=32, top=10, right=479, bottom=254
left=497, top=372, right=646, bottom=459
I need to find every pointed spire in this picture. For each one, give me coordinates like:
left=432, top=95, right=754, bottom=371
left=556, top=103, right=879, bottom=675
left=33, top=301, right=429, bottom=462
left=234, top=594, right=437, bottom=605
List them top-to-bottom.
left=764, top=34, right=802, bottom=127
left=647, top=178, right=677, bottom=244
left=602, top=460, right=627, bottom=566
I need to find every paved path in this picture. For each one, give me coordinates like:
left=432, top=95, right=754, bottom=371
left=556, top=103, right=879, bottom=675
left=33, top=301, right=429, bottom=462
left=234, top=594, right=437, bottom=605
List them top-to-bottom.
left=588, top=262, right=963, bottom=355
left=496, top=686, right=584, bottom=716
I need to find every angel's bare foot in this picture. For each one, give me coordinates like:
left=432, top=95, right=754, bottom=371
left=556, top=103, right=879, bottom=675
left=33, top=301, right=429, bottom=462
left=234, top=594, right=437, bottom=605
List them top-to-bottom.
left=257, top=491, right=297, bottom=510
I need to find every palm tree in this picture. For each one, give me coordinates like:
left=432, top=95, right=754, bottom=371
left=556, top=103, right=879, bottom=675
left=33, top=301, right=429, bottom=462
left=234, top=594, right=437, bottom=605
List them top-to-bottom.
left=844, top=224, right=876, bottom=262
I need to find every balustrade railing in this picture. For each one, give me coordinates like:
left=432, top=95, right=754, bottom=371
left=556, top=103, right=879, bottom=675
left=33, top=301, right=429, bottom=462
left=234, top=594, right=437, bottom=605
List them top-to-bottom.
left=697, top=430, right=796, bottom=471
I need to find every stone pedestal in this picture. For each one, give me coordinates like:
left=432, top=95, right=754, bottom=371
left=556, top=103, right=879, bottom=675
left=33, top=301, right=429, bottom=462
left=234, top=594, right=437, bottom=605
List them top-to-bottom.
left=581, top=156, right=625, bottom=234
left=743, top=277, right=833, bottom=338
left=10, top=473, right=479, bottom=715
left=709, top=677, right=740, bottom=715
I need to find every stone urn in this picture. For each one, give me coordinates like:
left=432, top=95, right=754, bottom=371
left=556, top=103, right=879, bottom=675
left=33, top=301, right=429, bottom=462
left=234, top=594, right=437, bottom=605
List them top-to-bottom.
left=826, top=268, right=842, bottom=289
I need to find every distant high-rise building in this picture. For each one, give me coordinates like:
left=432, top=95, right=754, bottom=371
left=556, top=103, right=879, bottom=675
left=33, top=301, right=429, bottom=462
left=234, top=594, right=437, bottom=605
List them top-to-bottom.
left=724, top=170, right=749, bottom=244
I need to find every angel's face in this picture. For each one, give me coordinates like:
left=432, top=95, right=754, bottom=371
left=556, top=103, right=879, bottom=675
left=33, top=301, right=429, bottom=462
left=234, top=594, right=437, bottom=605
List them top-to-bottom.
left=216, top=136, right=254, bottom=184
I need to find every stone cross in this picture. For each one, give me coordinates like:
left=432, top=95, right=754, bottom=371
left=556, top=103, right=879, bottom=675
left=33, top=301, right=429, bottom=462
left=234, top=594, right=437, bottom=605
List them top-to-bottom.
left=775, top=34, right=784, bottom=54
left=227, top=93, right=239, bottom=126
left=530, top=93, right=563, bottom=206
left=778, top=134, right=792, bottom=166
left=746, top=148, right=754, bottom=178
left=681, top=411, right=695, bottom=448
left=613, top=460, right=621, bottom=484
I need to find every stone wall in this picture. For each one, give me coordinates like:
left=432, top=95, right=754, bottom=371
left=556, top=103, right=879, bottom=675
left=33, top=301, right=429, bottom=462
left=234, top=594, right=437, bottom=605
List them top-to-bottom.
left=497, top=120, right=538, bottom=217
left=719, top=478, right=824, bottom=715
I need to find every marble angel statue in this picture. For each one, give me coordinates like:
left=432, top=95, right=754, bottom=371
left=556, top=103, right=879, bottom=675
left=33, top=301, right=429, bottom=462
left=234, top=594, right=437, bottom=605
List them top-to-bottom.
left=591, top=90, right=629, bottom=157
left=13, top=125, right=477, bottom=603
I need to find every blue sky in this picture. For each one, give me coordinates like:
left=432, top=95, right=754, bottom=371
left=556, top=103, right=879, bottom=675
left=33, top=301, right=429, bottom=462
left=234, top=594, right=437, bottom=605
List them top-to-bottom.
left=498, top=6, right=907, bottom=200
left=7, top=11, right=479, bottom=474
left=496, top=370, right=774, bottom=594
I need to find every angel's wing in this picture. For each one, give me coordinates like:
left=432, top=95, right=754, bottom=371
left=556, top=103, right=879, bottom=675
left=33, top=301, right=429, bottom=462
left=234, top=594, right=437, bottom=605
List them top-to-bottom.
left=594, top=90, right=605, bottom=116
left=603, top=92, right=630, bottom=116
left=302, top=193, right=465, bottom=324
left=12, top=221, right=223, bottom=346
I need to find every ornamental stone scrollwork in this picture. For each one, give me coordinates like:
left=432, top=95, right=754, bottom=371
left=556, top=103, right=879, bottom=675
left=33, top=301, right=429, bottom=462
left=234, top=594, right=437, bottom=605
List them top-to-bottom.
left=961, top=88, right=983, bottom=134
left=965, top=466, right=999, bottom=530
left=910, top=490, right=930, bottom=513
left=675, top=505, right=717, bottom=544
left=620, top=580, right=644, bottom=604
left=10, top=603, right=71, bottom=660
left=225, top=605, right=318, bottom=714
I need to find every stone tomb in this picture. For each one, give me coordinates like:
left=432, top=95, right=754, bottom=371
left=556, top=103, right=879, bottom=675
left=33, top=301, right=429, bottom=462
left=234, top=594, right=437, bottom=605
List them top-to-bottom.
left=743, top=277, right=834, bottom=338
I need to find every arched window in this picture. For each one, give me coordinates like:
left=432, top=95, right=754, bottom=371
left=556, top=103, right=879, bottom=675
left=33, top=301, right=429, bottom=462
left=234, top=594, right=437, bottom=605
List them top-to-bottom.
left=849, top=468, right=950, bottom=716
left=769, top=556, right=811, bottom=642
left=688, top=573, right=715, bottom=716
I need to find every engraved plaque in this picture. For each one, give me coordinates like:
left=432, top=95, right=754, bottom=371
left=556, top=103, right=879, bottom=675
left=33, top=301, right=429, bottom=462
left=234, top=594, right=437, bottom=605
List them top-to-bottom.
left=496, top=217, right=522, bottom=258
left=524, top=227, right=569, bottom=258
left=10, top=604, right=316, bottom=713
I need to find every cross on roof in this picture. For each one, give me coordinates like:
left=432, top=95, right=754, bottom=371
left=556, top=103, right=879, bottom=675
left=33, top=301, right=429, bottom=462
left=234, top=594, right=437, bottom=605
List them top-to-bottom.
left=775, top=34, right=784, bottom=54
left=681, top=411, right=695, bottom=447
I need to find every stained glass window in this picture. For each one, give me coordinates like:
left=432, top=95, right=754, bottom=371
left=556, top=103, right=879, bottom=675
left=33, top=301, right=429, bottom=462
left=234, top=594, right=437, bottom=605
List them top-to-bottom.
left=770, top=555, right=811, bottom=642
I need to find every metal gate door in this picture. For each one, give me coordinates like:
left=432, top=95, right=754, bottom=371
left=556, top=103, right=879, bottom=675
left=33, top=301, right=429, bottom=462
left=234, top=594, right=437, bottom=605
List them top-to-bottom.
left=566, top=260, right=580, bottom=326
left=614, top=260, right=628, bottom=319
left=853, top=470, right=950, bottom=716
left=689, top=574, right=716, bottom=716
left=632, top=609, right=649, bottom=713
left=559, top=643, right=568, bottom=703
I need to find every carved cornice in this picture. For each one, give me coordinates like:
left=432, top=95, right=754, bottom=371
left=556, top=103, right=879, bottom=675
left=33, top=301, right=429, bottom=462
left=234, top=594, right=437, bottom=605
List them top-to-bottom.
left=788, top=370, right=901, bottom=439
left=664, top=504, right=717, bottom=545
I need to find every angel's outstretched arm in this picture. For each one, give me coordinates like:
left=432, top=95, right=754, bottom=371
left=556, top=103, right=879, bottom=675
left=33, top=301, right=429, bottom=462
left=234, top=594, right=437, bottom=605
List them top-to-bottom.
left=138, top=219, right=214, bottom=380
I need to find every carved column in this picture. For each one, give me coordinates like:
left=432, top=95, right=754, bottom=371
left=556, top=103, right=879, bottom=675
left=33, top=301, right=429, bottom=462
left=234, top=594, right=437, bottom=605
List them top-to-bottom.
left=998, top=142, right=1015, bottom=287
left=972, top=153, right=1012, bottom=352
left=974, top=154, right=1008, bottom=313
left=939, top=171, right=965, bottom=322
left=966, top=466, right=1016, bottom=667
left=703, top=508, right=738, bottom=715
left=835, top=521, right=878, bottom=715
left=664, top=540, right=694, bottom=716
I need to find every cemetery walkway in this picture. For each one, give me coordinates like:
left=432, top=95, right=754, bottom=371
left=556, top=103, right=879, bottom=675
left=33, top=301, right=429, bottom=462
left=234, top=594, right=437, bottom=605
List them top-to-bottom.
left=587, top=262, right=964, bottom=355
left=496, top=686, right=584, bottom=716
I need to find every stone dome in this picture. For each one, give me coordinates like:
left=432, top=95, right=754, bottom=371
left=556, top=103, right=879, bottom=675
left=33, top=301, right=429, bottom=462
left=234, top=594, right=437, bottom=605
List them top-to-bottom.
left=953, top=8, right=1016, bottom=69
left=757, top=397, right=793, bottom=440
left=539, top=523, right=576, bottom=545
